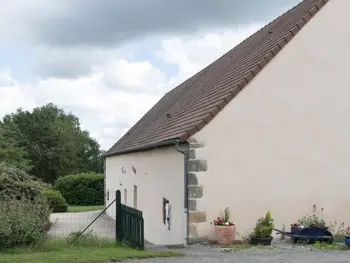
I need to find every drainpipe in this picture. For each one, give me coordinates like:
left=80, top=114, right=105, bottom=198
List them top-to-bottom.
left=175, top=141, right=189, bottom=246
left=103, top=157, right=106, bottom=213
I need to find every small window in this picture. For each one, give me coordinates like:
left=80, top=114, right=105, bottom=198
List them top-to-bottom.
left=133, top=185, right=137, bottom=209
left=124, top=189, right=127, bottom=205
left=162, top=198, right=169, bottom=224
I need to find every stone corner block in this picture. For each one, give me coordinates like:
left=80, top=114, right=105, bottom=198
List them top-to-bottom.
left=189, top=143, right=205, bottom=149
left=188, top=149, right=196, bottom=159
left=188, top=159, right=207, bottom=172
left=188, top=173, right=198, bottom=185
left=188, top=185, right=203, bottom=199
left=188, top=199, right=197, bottom=211
left=189, top=211, right=207, bottom=223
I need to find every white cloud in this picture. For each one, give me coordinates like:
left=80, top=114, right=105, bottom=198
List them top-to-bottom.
left=157, top=24, right=263, bottom=88
left=0, top=25, right=263, bottom=150
left=101, top=59, right=167, bottom=94
left=0, top=70, right=36, bottom=116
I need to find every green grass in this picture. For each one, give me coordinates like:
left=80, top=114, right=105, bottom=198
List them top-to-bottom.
left=67, top=205, right=104, bottom=212
left=0, top=234, right=183, bottom=263
left=310, top=241, right=349, bottom=251
left=226, top=244, right=276, bottom=252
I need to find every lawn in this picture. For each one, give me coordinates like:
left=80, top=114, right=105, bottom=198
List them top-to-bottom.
left=68, top=205, right=104, bottom=212
left=0, top=234, right=182, bottom=263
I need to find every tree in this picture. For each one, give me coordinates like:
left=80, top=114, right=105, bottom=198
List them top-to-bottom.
left=1, top=103, right=104, bottom=183
left=0, top=124, right=31, bottom=171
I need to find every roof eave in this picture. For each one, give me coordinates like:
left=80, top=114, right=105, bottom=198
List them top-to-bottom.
left=103, top=138, right=181, bottom=158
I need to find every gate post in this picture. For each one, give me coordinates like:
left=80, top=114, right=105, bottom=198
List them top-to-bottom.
left=115, top=190, right=122, bottom=243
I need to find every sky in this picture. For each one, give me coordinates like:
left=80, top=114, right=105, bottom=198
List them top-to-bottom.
left=0, top=0, right=301, bottom=150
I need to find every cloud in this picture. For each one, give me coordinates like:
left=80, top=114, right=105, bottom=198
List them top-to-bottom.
left=0, top=0, right=299, bottom=80
left=1, top=0, right=300, bottom=47
left=157, top=24, right=263, bottom=87
left=0, top=27, right=258, bottom=149
left=31, top=46, right=122, bottom=79
left=101, top=59, right=167, bottom=94
left=0, top=67, right=161, bottom=149
left=0, top=70, right=36, bottom=117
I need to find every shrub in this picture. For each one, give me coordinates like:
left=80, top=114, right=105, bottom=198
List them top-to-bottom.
left=0, top=162, right=51, bottom=249
left=0, top=162, right=45, bottom=201
left=55, top=173, right=104, bottom=205
left=42, top=189, right=68, bottom=213
left=0, top=200, right=50, bottom=250
left=252, top=211, right=274, bottom=238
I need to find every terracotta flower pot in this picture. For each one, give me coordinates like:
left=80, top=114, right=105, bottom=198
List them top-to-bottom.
left=214, top=225, right=236, bottom=245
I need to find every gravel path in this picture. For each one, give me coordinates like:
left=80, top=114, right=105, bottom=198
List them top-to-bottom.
left=48, top=210, right=115, bottom=238
left=127, top=242, right=350, bottom=263
left=129, top=251, right=350, bottom=263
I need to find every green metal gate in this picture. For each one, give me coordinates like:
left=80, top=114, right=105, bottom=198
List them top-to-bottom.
left=115, top=190, right=144, bottom=250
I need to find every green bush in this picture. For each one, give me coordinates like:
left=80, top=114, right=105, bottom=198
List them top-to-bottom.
left=0, top=162, right=51, bottom=249
left=0, top=162, right=42, bottom=202
left=55, top=173, right=104, bottom=205
left=42, top=189, right=68, bottom=213
left=0, top=200, right=50, bottom=250
left=54, top=203, right=69, bottom=212
left=252, top=211, right=274, bottom=238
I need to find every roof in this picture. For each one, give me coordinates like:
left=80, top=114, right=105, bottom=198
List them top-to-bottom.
left=106, top=0, right=329, bottom=157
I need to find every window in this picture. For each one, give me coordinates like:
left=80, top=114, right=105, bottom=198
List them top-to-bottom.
left=133, top=185, right=137, bottom=209
left=124, top=188, right=127, bottom=204
left=162, top=198, right=169, bottom=224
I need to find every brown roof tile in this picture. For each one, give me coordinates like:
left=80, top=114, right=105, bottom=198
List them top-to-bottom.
left=106, top=0, right=329, bottom=156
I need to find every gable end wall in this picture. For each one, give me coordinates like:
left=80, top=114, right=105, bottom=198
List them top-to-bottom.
left=189, top=0, right=350, bottom=240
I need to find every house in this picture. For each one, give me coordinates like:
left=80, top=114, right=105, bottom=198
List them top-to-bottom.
left=104, top=0, right=350, bottom=246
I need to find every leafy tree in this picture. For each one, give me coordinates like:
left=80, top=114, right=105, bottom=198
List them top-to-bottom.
left=1, top=103, right=104, bottom=183
left=0, top=124, right=31, bottom=171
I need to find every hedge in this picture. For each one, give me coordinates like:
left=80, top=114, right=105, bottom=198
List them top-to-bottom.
left=0, top=162, right=50, bottom=249
left=55, top=173, right=104, bottom=205
left=42, top=189, right=68, bottom=213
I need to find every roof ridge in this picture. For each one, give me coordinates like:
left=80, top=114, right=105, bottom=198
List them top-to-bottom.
left=106, top=0, right=330, bottom=156
left=177, top=0, right=329, bottom=142
left=111, top=1, right=302, bottom=149
left=126, top=1, right=322, bottom=141
left=124, top=6, right=306, bottom=144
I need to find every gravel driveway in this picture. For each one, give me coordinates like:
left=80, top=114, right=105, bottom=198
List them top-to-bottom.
left=48, top=210, right=115, bottom=238
left=129, top=242, right=350, bottom=263
left=130, top=251, right=350, bottom=263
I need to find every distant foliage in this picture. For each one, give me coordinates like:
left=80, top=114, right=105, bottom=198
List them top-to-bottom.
left=1, top=103, right=104, bottom=183
left=0, top=126, right=32, bottom=172
left=0, top=162, right=50, bottom=249
left=55, top=173, right=104, bottom=205
left=42, top=189, right=68, bottom=213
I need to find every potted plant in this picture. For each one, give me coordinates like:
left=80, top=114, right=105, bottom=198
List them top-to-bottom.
left=290, top=205, right=327, bottom=236
left=212, top=207, right=236, bottom=245
left=250, top=211, right=274, bottom=246
left=344, top=227, right=350, bottom=247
